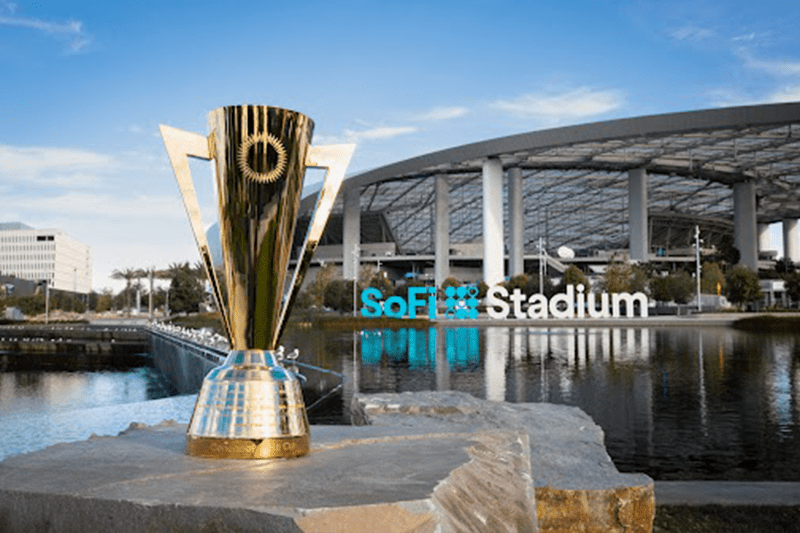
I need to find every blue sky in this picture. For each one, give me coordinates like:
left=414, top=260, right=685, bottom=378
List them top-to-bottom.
left=1, top=0, right=799, bottom=291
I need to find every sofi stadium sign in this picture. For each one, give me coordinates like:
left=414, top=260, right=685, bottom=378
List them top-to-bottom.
left=361, top=283, right=649, bottom=320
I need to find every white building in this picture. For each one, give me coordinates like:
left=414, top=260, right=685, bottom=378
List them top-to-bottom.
left=0, top=222, right=92, bottom=294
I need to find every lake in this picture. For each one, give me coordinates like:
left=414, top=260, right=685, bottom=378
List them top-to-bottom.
left=2, top=324, right=799, bottom=482
left=283, top=324, right=800, bottom=481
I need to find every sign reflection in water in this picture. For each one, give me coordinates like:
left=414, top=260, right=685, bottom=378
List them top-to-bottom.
left=349, top=326, right=800, bottom=481
left=361, top=328, right=479, bottom=369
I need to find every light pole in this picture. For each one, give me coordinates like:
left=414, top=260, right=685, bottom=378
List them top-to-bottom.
left=695, top=225, right=702, bottom=312
left=538, top=237, right=545, bottom=294
left=352, top=244, right=360, bottom=317
left=148, top=268, right=154, bottom=320
left=44, top=280, right=50, bottom=324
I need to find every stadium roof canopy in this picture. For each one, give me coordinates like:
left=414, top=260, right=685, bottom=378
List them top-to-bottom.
left=301, top=102, right=800, bottom=257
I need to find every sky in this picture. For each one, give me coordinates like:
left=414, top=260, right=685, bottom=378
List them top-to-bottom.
left=2, top=0, right=799, bottom=292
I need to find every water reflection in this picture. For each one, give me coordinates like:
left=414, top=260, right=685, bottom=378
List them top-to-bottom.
left=345, top=326, right=800, bottom=481
left=0, top=367, right=180, bottom=460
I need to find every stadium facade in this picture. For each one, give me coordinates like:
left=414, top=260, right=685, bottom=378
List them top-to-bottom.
left=294, top=102, right=800, bottom=287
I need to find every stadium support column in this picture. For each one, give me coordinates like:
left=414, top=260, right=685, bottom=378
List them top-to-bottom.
left=482, top=158, right=504, bottom=287
left=508, top=167, right=524, bottom=277
left=628, top=168, right=648, bottom=262
left=434, top=174, right=450, bottom=289
left=733, top=180, right=758, bottom=271
left=343, top=187, right=360, bottom=280
left=785, top=219, right=800, bottom=264
left=758, top=223, right=772, bottom=257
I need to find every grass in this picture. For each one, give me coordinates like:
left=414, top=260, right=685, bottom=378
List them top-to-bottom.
left=654, top=505, right=800, bottom=532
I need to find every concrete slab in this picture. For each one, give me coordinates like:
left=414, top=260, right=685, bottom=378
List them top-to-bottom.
left=0, top=421, right=538, bottom=533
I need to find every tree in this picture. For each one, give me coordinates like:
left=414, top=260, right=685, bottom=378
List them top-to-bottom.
left=707, top=234, right=740, bottom=266
left=602, top=258, right=632, bottom=293
left=775, top=258, right=796, bottom=275
left=168, top=262, right=206, bottom=314
left=701, top=262, right=726, bottom=295
left=299, top=263, right=336, bottom=308
left=360, top=264, right=392, bottom=296
left=630, top=264, right=651, bottom=294
left=560, top=265, right=590, bottom=292
left=725, top=265, right=762, bottom=309
left=111, top=267, right=138, bottom=313
left=651, top=270, right=694, bottom=304
left=784, top=272, right=800, bottom=308
left=502, top=274, right=532, bottom=295
left=438, top=276, right=461, bottom=298
left=324, top=279, right=355, bottom=312
left=393, top=279, right=426, bottom=300
left=94, top=289, right=113, bottom=313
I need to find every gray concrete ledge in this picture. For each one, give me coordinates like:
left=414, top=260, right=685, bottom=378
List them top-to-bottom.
left=656, top=481, right=800, bottom=506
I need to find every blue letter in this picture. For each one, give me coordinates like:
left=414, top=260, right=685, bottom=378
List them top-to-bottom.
left=408, top=286, right=428, bottom=319
left=361, top=287, right=383, bottom=317
left=384, top=296, right=408, bottom=318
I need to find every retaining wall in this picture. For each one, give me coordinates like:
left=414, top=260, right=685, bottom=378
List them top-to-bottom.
left=147, top=328, right=346, bottom=421
left=148, top=328, right=223, bottom=394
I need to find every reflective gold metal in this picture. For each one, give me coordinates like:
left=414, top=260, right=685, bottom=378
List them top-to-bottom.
left=160, top=106, right=354, bottom=459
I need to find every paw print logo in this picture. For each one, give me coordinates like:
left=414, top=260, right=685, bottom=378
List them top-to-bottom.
left=444, top=285, right=479, bottom=319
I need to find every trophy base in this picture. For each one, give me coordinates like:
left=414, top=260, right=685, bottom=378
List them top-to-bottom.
left=185, top=349, right=311, bottom=460
left=186, top=434, right=310, bottom=459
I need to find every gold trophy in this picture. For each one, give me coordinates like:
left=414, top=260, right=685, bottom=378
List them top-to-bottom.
left=160, top=106, right=354, bottom=458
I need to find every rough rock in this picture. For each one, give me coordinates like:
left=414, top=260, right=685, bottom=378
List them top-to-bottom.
left=352, top=391, right=654, bottom=533
left=0, top=421, right=538, bottom=533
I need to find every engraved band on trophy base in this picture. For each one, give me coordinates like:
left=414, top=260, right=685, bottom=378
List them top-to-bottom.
left=161, top=106, right=354, bottom=459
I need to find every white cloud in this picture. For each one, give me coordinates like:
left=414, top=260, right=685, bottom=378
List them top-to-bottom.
left=0, top=13, right=91, bottom=53
left=670, top=25, right=715, bottom=42
left=732, top=32, right=757, bottom=43
left=739, top=50, right=800, bottom=77
left=708, top=85, right=800, bottom=107
left=765, top=85, right=800, bottom=103
left=491, top=88, right=624, bottom=120
left=411, top=106, right=469, bottom=121
left=314, top=125, right=419, bottom=147
left=344, top=126, right=419, bottom=141
left=0, top=144, right=116, bottom=186
left=3, top=189, right=196, bottom=291
left=13, top=191, right=184, bottom=219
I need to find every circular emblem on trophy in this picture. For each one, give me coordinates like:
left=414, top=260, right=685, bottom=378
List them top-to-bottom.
left=237, top=132, right=288, bottom=183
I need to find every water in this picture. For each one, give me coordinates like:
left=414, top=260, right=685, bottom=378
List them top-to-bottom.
left=281, top=324, right=800, bottom=481
left=4, top=326, right=800, bottom=481
left=0, top=366, right=195, bottom=461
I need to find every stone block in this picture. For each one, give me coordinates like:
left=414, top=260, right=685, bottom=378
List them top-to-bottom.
left=352, top=391, right=655, bottom=533
left=0, top=420, right=538, bottom=532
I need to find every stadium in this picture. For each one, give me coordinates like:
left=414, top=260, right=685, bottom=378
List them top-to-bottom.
left=294, top=101, right=800, bottom=293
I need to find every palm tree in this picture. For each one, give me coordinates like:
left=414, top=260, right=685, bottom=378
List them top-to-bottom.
left=155, top=262, right=186, bottom=318
left=137, top=266, right=161, bottom=319
left=111, top=267, right=138, bottom=314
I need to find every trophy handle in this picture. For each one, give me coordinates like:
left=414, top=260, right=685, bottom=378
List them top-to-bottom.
left=159, top=124, right=232, bottom=341
left=274, top=144, right=356, bottom=345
